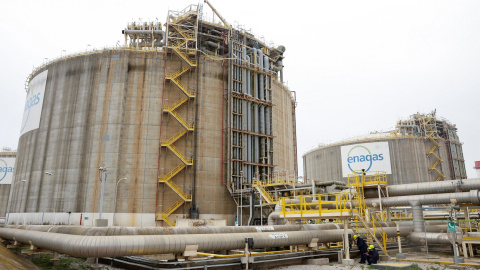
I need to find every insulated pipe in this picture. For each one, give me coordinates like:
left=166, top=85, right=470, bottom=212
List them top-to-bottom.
left=123, top=30, right=165, bottom=35
left=205, top=41, right=219, bottom=49
left=242, top=47, right=247, bottom=95
left=257, top=49, right=265, bottom=100
left=246, top=55, right=251, bottom=96
left=260, top=106, right=265, bottom=134
left=266, top=107, right=271, bottom=135
left=364, top=178, right=480, bottom=198
left=269, top=190, right=480, bottom=212
left=364, top=190, right=480, bottom=207
left=410, top=200, right=424, bottom=232
left=6, top=222, right=448, bottom=236
left=0, top=223, right=448, bottom=258
left=0, top=228, right=352, bottom=258
left=408, top=232, right=451, bottom=245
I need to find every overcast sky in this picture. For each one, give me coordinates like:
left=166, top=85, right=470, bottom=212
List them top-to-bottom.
left=1, top=0, right=478, bottom=178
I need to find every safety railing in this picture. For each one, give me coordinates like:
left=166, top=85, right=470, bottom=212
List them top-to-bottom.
left=166, top=66, right=191, bottom=80
left=168, top=78, right=196, bottom=97
left=164, top=109, right=194, bottom=130
left=161, top=130, right=188, bottom=146
left=167, top=144, right=193, bottom=165
left=159, top=164, right=186, bottom=182
left=347, top=171, right=387, bottom=187
left=164, top=179, right=192, bottom=201
left=252, top=180, right=277, bottom=204
left=278, top=193, right=354, bottom=219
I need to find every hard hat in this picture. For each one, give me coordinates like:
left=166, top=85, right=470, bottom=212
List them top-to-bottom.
left=353, top=235, right=358, bottom=239
left=368, top=245, right=375, bottom=249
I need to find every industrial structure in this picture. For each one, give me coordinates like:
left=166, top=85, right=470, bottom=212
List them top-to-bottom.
left=2, top=2, right=480, bottom=269
left=10, top=2, right=297, bottom=227
left=303, top=111, right=467, bottom=185
left=0, top=147, right=16, bottom=217
left=2, top=172, right=480, bottom=268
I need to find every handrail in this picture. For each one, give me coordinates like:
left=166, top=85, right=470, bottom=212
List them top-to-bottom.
left=166, top=110, right=195, bottom=130
left=161, top=130, right=188, bottom=146
left=167, top=144, right=193, bottom=165
left=159, top=164, right=186, bottom=181
left=165, top=179, right=192, bottom=201
left=253, top=180, right=276, bottom=204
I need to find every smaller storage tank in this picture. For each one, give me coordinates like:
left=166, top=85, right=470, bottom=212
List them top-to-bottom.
left=303, top=111, right=467, bottom=185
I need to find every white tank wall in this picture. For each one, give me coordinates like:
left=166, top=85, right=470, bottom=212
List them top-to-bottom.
left=303, top=137, right=451, bottom=185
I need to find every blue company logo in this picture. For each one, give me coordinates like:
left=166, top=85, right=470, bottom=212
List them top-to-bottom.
left=20, top=85, right=42, bottom=133
left=347, top=145, right=384, bottom=173
left=0, top=159, right=14, bottom=182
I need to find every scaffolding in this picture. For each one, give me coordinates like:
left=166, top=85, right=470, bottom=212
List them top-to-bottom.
left=396, top=110, right=466, bottom=181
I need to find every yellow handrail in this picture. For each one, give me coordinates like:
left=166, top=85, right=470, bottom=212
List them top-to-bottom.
left=161, top=130, right=188, bottom=146
left=159, top=164, right=186, bottom=181
left=165, top=179, right=192, bottom=201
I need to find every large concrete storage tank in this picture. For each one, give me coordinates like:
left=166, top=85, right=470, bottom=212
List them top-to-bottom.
left=10, top=4, right=297, bottom=227
left=303, top=111, right=466, bottom=185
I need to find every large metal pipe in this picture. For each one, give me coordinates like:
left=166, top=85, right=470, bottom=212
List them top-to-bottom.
left=123, top=30, right=165, bottom=35
left=365, top=178, right=480, bottom=198
left=364, top=190, right=480, bottom=207
left=410, top=200, right=424, bottom=232
left=5, top=221, right=449, bottom=236
left=0, top=223, right=443, bottom=258
left=0, top=228, right=350, bottom=258
left=408, top=232, right=451, bottom=244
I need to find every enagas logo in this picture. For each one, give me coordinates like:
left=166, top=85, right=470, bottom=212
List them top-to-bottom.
left=20, top=83, right=41, bottom=134
left=346, top=145, right=384, bottom=174
left=0, top=159, right=14, bottom=182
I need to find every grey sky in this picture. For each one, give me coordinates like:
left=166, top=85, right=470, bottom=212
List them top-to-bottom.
left=1, top=0, right=478, bottom=177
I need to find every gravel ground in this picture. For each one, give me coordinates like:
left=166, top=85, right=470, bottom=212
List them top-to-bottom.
left=270, top=261, right=473, bottom=270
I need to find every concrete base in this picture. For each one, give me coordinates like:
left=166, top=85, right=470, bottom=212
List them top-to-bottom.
left=95, top=219, right=108, bottom=227
left=396, top=253, right=406, bottom=259
left=379, top=255, right=390, bottom=261
left=453, top=256, right=465, bottom=264
left=306, top=258, right=329, bottom=265
left=342, top=259, right=354, bottom=265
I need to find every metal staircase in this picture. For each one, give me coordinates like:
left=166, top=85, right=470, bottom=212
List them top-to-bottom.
left=157, top=4, right=199, bottom=226
left=422, top=114, right=446, bottom=181
left=348, top=171, right=389, bottom=256
left=252, top=180, right=277, bottom=204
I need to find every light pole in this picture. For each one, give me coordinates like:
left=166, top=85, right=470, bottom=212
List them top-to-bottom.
left=98, top=167, right=107, bottom=219
left=113, top=178, right=127, bottom=226
left=6, top=179, right=27, bottom=224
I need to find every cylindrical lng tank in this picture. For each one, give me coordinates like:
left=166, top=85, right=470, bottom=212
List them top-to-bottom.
left=12, top=49, right=297, bottom=227
left=303, top=135, right=451, bottom=185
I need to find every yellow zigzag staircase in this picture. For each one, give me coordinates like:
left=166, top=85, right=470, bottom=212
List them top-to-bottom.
left=157, top=8, right=198, bottom=226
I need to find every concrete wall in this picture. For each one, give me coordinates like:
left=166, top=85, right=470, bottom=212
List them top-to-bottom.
left=13, top=49, right=297, bottom=227
left=13, top=50, right=167, bottom=226
left=272, top=81, right=297, bottom=174
left=303, top=137, right=452, bottom=185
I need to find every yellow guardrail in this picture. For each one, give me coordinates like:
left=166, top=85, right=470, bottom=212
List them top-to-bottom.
left=161, top=130, right=188, bottom=146
left=167, top=144, right=193, bottom=165
left=159, top=164, right=186, bottom=182
left=348, top=171, right=387, bottom=187
left=165, top=179, right=192, bottom=201
left=278, top=193, right=354, bottom=219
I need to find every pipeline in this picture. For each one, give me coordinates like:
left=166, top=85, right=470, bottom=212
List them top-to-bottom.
left=364, top=178, right=480, bottom=198
left=364, top=190, right=480, bottom=207
left=0, top=222, right=446, bottom=258
left=408, top=232, right=451, bottom=245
